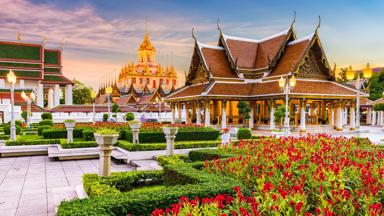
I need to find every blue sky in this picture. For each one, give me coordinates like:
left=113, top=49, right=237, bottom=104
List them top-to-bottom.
left=1, top=0, right=384, bottom=88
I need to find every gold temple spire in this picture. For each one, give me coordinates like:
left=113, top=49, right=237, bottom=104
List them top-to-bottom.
left=17, top=32, right=21, bottom=41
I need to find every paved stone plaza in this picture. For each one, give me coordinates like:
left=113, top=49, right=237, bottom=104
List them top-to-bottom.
left=0, top=156, right=134, bottom=216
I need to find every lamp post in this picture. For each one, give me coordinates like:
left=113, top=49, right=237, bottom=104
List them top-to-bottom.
left=346, top=63, right=372, bottom=131
left=7, top=70, right=17, bottom=141
left=279, top=74, right=296, bottom=137
left=105, top=86, right=112, bottom=121
left=21, top=91, right=36, bottom=129
left=91, top=91, right=97, bottom=124
left=155, top=97, right=163, bottom=123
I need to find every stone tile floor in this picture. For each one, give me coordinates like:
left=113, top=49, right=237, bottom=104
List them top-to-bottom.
left=0, top=156, right=134, bottom=216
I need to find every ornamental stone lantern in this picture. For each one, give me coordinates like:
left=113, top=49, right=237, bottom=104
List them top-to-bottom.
left=64, top=120, right=76, bottom=143
left=129, top=121, right=141, bottom=144
left=162, top=127, right=178, bottom=156
left=94, top=131, right=119, bottom=177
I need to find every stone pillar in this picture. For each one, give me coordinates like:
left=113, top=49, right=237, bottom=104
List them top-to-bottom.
left=37, top=83, right=44, bottom=107
left=54, top=84, right=60, bottom=107
left=65, top=84, right=73, bottom=105
left=47, top=88, right=54, bottom=109
left=300, top=99, right=306, bottom=132
left=221, top=100, right=227, bottom=129
left=204, top=101, right=210, bottom=126
left=249, top=101, right=254, bottom=129
left=196, top=102, right=201, bottom=125
left=178, top=103, right=183, bottom=123
left=171, top=104, right=176, bottom=124
left=328, top=104, right=334, bottom=126
left=335, top=104, right=343, bottom=131
left=269, top=105, right=275, bottom=130
left=349, top=106, right=356, bottom=130
left=343, top=107, right=348, bottom=126
left=366, top=108, right=372, bottom=124
left=372, top=110, right=377, bottom=125
left=379, top=111, right=384, bottom=126
left=64, top=122, right=76, bottom=143
left=129, top=122, right=141, bottom=144
left=163, top=127, right=178, bottom=156
left=95, top=134, right=119, bottom=177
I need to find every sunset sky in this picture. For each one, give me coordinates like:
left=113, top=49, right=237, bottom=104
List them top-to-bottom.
left=1, top=0, right=384, bottom=89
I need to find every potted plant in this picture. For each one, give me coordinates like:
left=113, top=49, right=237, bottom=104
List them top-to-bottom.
left=64, top=119, right=76, bottom=128
left=129, top=120, right=142, bottom=130
left=162, top=126, right=179, bottom=136
left=94, top=128, right=120, bottom=147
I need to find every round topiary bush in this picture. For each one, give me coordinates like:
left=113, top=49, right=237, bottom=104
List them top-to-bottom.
left=41, top=112, right=53, bottom=120
left=125, top=112, right=135, bottom=121
left=103, top=114, right=108, bottom=122
left=7, top=120, right=23, bottom=127
left=39, top=120, right=54, bottom=127
left=3, top=125, right=22, bottom=135
left=38, top=125, right=53, bottom=136
left=237, top=128, right=251, bottom=140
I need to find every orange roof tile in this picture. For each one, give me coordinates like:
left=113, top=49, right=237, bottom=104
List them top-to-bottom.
left=200, top=47, right=237, bottom=78
left=166, top=83, right=208, bottom=100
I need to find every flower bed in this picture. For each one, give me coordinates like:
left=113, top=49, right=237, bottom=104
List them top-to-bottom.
left=175, top=135, right=382, bottom=215
left=117, top=140, right=219, bottom=151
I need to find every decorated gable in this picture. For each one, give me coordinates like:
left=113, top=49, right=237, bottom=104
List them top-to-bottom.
left=186, top=46, right=209, bottom=85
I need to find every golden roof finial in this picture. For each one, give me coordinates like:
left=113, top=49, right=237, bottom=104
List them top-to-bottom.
left=17, top=32, right=21, bottom=41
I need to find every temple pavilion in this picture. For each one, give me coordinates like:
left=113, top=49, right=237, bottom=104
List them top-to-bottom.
left=165, top=18, right=366, bottom=132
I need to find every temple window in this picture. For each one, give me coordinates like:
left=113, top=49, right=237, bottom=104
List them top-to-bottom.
left=132, top=78, right=136, bottom=84
left=140, top=78, right=143, bottom=84
left=160, top=79, right=163, bottom=85
left=166, top=79, right=169, bottom=85
left=173, top=79, right=176, bottom=86
left=153, top=80, right=156, bottom=88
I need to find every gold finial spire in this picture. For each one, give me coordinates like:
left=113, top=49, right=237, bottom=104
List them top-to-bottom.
left=17, top=32, right=21, bottom=41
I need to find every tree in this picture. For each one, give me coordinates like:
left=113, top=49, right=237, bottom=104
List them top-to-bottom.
left=336, top=67, right=348, bottom=83
left=368, top=71, right=384, bottom=101
left=72, top=80, right=93, bottom=104
left=237, top=101, right=251, bottom=126
left=112, top=103, right=121, bottom=119
left=274, top=105, right=287, bottom=130
left=21, top=110, right=28, bottom=122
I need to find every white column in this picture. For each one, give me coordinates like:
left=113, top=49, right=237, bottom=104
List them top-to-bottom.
left=19, top=79, right=25, bottom=89
left=37, top=83, right=44, bottom=107
left=54, top=84, right=60, bottom=107
left=65, top=84, right=73, bottom=105
left=48, top=88, right=54, bottom=109
left=221, top=100, right=227, bottom=129
left=300, top=100, right=306, bottom=132
left=204, top=101, right=210, bottom=127
left=249, top=102, right=254, bottom=129
left=179, top=103, right=183, bottom=123
left=196, top=103, right=201, bottom=125
left=171, top=104, right=176, bottom=124
left=329, top=105, right=334, bottom=127
left=335, top=105, right=343, bottom=130
left=269, top=106, right=275, bottom=130
left=350, top=106, right=356, bottom=130
left=343, top=108, right=348, bottom=125
left=366, top=108, right=372, bottom=124
left=371, top=110, right=377, bottom=125
left=379, top=111, right=384, bottom=126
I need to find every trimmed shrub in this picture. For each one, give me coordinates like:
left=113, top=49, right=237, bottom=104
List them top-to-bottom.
left=21, top=110, right=28, bottom=122
left=41, top=112, right=52, bottom=120
left=125, top=112, right=135, bottom=121
left=103, top=114, right=108, bottom=122
left=7, top=120, right=23, bottom=127
left=39, top=120, right=54, bottom=127
left=3, top=125, right=22, bottom=135
left=38, top=125, right=53, bottom=136
left=42, top=128, right=83, bottom=139
left=237, top=128, right=251, bottom=140
left=82, top=129, right=95, bottom=141
left=124, top=130, right=219, bottom=143
left=0, top=134, right=10, bottom=140
left=6, top=139, right=61, bottom=146
left=117, top=140, right=219, bottom=152
left=61, top=141, right=97, bottom=149
left=188, top=149, right=235, bottom=162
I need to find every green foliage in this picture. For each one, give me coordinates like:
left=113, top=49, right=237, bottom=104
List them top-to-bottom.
left=368, top=71, right=384, bottom=101
left=72, top=80, right=93, bottom=104
left=237, top=101, right=251, bottom=126
left=112, top=103, right=121, bottom=113
left=373, top=103, right=384, bottom=111
left=274, top=105, right=286, bottom=129
left=21, top=110, right=28, bottom=122
left=41, top=112, right=53, bottom=120
left=125, top=112, right=135, bottom=121
left=103, top=114, right=108, bottom=122
left=39, top=119, right=54, bottom=127
left=64, top=119, right=76, bottom=123
left=7, top=120, right=22, bottom=127
left=3, top=125, right=22, bottom=135
left=37, top=125, right=53, bottom=136
left=42, top=128, right=83, bottom=139
left=237, top=128, right=252, bottom=140
left=82, top=129, right=95, bottom=141
left=123, top=130, right=219, bottom=143
left=0, top=134, right=10, bottom=140
left=6, top=139, right=61, bottom=146
left=117, top=140, right=219, bottom=152
left=61, top=141, right=97, bottom=149
left=188, top=149, right=235, bottom=162
left=156, top=155, right=188, bottom=166
left=57, top=162, right=246, bottom=216
left=83, top=170, right=164, bottom=197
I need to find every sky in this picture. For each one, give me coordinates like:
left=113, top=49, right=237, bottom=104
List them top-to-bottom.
left=1, top=0, right=384, bottom=89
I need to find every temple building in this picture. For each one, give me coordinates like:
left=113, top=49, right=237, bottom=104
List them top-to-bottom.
left=165, top=18, right=366, bottom=132
left=117, top=33, right=177, bottom=92
left=0, top=36, right=73, bottom=111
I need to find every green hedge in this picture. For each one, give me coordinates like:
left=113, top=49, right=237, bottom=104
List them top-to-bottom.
left=39, top=119, right=53, bottom=126
left=3, top=125, right=22, bottom=135
left=38, top=125, right=53, bottom=136
left=42, top=128, right=83, bottom=139
left=237, top=128, right=252, bottom=139
left=82, top=129, right=95, bottom=141
left=123, top=130, right=219, bottom=143
left=0, top=134, right=10, bottom=140
left=6, top=139, right=61, bottom=146
left=117, top=140, right=219, bottom=152
left=61, top=141, right=98, bottom=149
left=188, top=149, right=235, bottom=162
left=58, top=162, right=246, bottom=216
left=83, top=170, right=164, bottom=197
